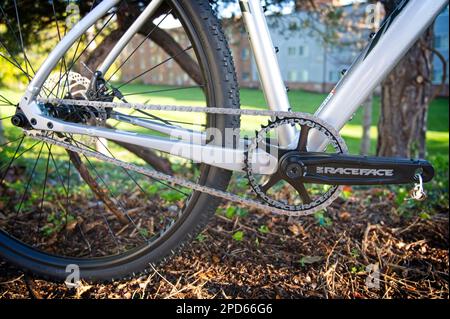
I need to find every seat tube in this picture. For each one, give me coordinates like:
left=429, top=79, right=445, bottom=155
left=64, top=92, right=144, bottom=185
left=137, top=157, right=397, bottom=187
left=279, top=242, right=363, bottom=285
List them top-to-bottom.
left=240, top=0, right=297, bottom=148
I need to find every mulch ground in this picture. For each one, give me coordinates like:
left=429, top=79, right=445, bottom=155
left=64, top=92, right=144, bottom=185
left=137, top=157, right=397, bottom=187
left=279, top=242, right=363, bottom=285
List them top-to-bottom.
left=0, top=189, right=448, bottom=299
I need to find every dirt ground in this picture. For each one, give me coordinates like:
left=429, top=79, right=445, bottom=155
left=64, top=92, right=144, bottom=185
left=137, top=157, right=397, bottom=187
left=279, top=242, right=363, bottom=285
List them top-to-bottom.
left=0, top=189, right=448, bottom=299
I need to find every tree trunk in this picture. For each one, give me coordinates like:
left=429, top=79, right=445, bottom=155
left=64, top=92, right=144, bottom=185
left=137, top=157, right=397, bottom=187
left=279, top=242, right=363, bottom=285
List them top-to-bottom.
left=376, top=1, right=434, bottom=158
left=360, top=94, right=373, bottom=156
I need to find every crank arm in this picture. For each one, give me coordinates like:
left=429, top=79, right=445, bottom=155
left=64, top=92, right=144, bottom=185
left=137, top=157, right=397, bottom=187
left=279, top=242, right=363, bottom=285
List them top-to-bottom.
left=285, top=153, right=435, bottom=185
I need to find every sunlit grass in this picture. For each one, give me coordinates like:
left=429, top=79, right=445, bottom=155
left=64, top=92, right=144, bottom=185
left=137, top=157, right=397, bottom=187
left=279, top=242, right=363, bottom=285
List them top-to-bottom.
left=1, top=84, right=448, bottom=158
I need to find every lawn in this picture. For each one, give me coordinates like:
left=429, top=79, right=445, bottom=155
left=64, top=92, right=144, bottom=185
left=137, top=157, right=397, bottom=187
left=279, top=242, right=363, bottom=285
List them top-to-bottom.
left=1, top=84, right=448, bottom=158
left=116, top=84, right=449, bottom=158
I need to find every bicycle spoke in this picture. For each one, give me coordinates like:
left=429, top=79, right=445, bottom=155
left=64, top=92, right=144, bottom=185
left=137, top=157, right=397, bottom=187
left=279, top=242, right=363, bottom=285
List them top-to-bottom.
left=12, top=0, right=34, bottom=76
left=51, top=0, right=70, bottom=99
left=0, top=3, right=34, bottom=78
left=107, top=9, right=173, bottom=82
left=48, top=12, right=117, bottom=97
left=0, top=41, right=57, bottom=98
left=0, top=46, right=32, bottom=83
left=117, top=46, right=194, bottom=89
left=125, top=85, right=203, bottom=98
left=0, top=94, right=15, bottom=106
left=0, top=115, right=13, bottom=121
left=0, top=135, right=24, bottom=186
left=0, top=135, right=25, bottom=149
left=95, top=137, right=187, bottom=196
left=0, top=139, right=41, bottom=173
left=14, top=142, right=45, bottom=216
left=37, top=143, right=52, bottom=232
left=46, top=143, right=69, bottom=196
left=74, top=146, right=149, bottom=243
left=65, top=149, right=71, bottom=227
left=99, top=207, right=122, bottom=253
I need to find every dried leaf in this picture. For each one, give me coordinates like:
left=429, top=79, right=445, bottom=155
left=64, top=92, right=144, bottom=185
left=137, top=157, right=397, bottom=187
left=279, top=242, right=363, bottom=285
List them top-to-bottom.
left=288, top=224, right=301, bottom=236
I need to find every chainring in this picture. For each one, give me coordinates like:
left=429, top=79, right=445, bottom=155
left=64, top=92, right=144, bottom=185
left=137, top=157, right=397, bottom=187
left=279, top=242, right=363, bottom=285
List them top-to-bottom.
left=245, top=116, right=348, bottom=214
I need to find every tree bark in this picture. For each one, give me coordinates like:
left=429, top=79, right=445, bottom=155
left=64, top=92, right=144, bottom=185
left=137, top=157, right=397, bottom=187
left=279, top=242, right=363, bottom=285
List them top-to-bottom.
left=377, top=1, right=434, bottom=158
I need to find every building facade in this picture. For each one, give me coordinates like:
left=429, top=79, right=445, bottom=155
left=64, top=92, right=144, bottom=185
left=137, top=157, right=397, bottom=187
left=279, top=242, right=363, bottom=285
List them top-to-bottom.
left=120, top=4, right=449, bottom=96
left=432, top=5, right=449, bottom=96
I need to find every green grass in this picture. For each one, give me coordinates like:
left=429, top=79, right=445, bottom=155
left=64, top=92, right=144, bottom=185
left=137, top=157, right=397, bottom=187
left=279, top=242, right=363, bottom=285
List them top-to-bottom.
left=1, top=84, right=448, bottom=158
left=118, top=84, right=449, bottom=158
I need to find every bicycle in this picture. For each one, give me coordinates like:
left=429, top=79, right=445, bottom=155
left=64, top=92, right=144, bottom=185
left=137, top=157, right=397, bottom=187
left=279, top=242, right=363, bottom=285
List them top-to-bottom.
left=0, top=0, right=446, bottom=281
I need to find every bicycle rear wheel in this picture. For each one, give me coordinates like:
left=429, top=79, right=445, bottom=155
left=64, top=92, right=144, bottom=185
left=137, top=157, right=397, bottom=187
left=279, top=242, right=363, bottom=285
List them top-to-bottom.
left=0, top=0, right=239, bottom=281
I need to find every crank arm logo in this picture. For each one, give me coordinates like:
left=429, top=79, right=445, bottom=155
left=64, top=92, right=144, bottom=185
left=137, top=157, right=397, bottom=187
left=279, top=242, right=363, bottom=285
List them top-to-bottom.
left=316, top=167, right=394, bottom=177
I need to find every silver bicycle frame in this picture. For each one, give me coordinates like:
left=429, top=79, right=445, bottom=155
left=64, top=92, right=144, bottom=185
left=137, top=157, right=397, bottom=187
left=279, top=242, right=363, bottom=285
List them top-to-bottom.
left=20, top=0, right=449, bottom=174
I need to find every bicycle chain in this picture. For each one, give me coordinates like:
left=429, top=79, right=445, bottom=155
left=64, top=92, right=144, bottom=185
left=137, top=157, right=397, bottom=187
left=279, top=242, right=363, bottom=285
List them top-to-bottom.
left=33, top=98, right=347, bottom=217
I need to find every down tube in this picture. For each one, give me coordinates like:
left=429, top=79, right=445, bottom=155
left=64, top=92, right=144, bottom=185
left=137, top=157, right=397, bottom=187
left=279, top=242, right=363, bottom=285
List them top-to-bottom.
left=308, top=0, right=449, bottom=151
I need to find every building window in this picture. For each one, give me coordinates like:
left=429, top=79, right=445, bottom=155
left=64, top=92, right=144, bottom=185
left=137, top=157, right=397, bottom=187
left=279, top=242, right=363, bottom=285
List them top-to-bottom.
left=288, top=22, right=298, bottom=30
left=435, top=34, right=449, bottom=50
left=298, top=45, right=309, bottom=57
left=288, top=47, right=296, bottom=56
left=241, top=48, right=250, bottom=61
left=140, top=59, right=146, bottom=71
left=433, top=69, right=443, bottom=83
left=288, top=70, right=297, bottom=82
left=300, top=70, right=309, bottom=82
left=329, top=71, right=338, bottom=82
left=242, top=72, right=250, bottom=82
